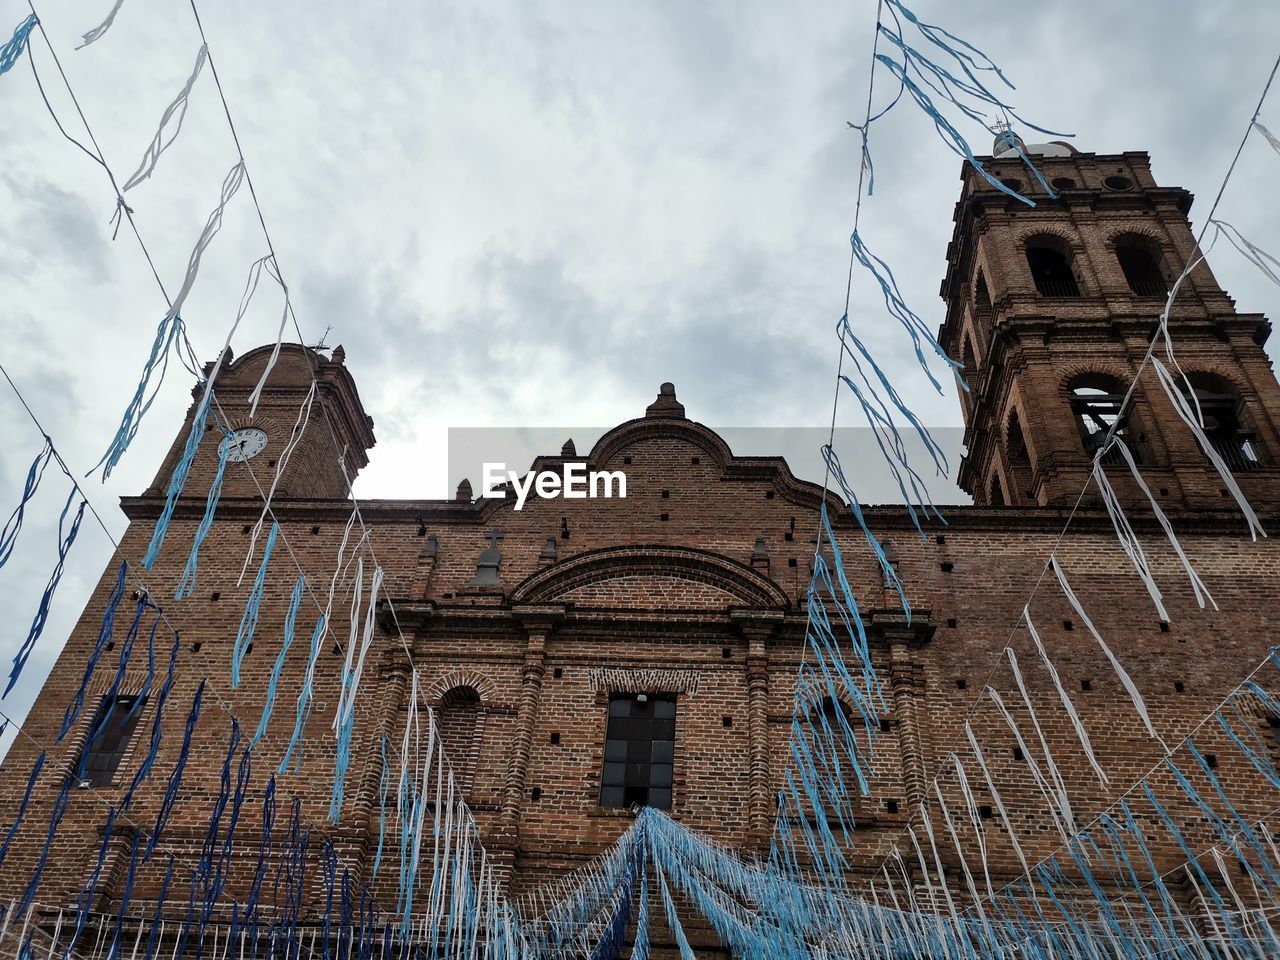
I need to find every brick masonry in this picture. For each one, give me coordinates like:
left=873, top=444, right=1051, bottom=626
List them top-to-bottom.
left=1, top=149, right=1279, bottom=954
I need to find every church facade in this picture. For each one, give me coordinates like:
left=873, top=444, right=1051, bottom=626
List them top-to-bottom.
left=2, top=145, right=1279, bottom=954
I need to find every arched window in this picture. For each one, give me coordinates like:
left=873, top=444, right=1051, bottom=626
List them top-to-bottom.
left=1115, top=235, right=1167, bottom=297
left=1025, top=236, right=1080, bottom=297
left=974, top=272, right=993, bottom=330
left=960, top=332, right=980, bottom=400
left=1182, top=373, right=1263, bottom=471
left=1068, top=374, right=1139, bottom=463
left=1005, top=410, right=1035, bottom=504
left=989, top=473, right=1007, bottom=506
left=438, top=686, right=481, bottom=796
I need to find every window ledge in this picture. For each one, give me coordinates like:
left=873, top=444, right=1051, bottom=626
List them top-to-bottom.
left=586, top=805, right=646, bottom=819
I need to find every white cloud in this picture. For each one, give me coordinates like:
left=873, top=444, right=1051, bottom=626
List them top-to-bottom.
left=1, top=0, right=1279, bottom=751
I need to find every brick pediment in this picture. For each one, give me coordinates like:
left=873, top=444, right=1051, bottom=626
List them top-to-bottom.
left=510, top=545, right=789, bottom=609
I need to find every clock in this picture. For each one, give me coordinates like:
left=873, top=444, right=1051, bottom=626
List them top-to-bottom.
left=220, top=427, right=269, bottom=463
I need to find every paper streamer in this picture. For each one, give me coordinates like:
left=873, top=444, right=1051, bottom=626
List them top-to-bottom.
left=76, top=0, right=126, bottom=49
left=0, top=14, right=37, bottom=76
left=121, top=45, right=209, bottom=192
left=0, top=438, right=54, bottom=570
left=5, top=488, right=86, bottom=697
left=231, top=520, right=278, bottom=688
left=55, top=560, right=127, bottom=739
left=250, top=574, right=304, bottom=750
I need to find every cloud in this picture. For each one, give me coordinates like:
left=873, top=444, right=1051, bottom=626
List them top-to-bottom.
left=2, top=0, right=1280, bottom=753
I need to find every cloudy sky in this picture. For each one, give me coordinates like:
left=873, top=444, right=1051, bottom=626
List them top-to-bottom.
left=2, top=0, right=1279, bottom=752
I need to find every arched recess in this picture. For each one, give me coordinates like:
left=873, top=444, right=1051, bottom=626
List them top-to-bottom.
left=1112, top=232, right=1168, bottom=297
left=1025, top=234, right=1081, bottom=297
left=973, top=270, right=994, bottom=336
left=959, top=327, right=980, bottom=404
left=1181, top=372, right=1264, bottom=471
left=1067, top=373, right=1140, bottom=463
left=1005, top=407, right=1036, bottom=504
left=989, top=471, right=1008, bottom=506
left=511, top=545, right=790, bottom=610
left=437, top=685, right=483, bottom=798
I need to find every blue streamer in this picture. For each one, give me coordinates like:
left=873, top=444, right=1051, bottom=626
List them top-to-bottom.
left=0, top=14, right=37, bottom=76
left=92, top=313, right=191, bottom=481
left=143, top=398, right=211, bottom=569
left=175, top=432, right=229, bottom=600
left=0, top=438, right=53, bottom=569
left=5, top=488, right=86, bottom=698
left=232, top=520, right=278, bottom=688
left=56, top=559, right=127, bottom=738
left=251, top=574, right=304, bottom=750
left=78, top=596, right=157, bottom=778
left=279, top=614, right=325, bottom=774
left=122, top=627, right=181, bottom=808
left=145, top=679, right=205, bottom=859
left=372, top=734, right=390, bottom=879
left=214, top=747, right=252, bottom=904
left=0, top=751, right=44, bottom=869
left=17, top=769, right=72, bottom=918
left=243, top=775, right=276, bottom=940
left=63, top=807, right=117, bottom=960
left=104, top=832, right=142, bottom=960
left=141, top=855, right=175, bottom=960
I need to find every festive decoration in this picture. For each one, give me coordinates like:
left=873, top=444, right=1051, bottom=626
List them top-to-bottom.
left=0, top=14, right=37, bottom=76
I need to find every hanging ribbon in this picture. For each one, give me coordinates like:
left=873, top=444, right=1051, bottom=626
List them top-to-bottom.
left=76, top=0, right=126, bottom=49
left=0, top=14, right=37, bottom=76
left=121, top=45, right=209, bottom=192
left=0, top=438, right=54, bottom=570
left=5, top=487, right=86, bottom=698
left=231, top=520, right=278, bottom=688
left=56, top=560, right=127, bottom=739
left=250, top=574, right=304, bottom=750
left=122, top=627, right=181, bottom=807
left=145, top=679, right=205, bottom=859
left=0, top=751, right=44, bottom=869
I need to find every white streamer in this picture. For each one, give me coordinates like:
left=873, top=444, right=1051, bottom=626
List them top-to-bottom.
left=77, top=0, right=127, bottom=49
left=121, top=46, right=209, bottom=192
left=1253, top=120, right=1280, bottom=158
left=163, top=161, right=246, bottom=324
left=1212, top=219, right=1280, bottom=288
left=246, top=261, right=292, bottom=418
left=1149, top=356, right=1265, bottom=541
left=236, top=380, right=316, bottom=583
left=1109, top=436, right=1216, bottom=610
left=1093, top=458, right=1168, bottom=621
left=1051, top=559, right=1167, bottom=750
left=1023, top=605, right=1110, bottom=786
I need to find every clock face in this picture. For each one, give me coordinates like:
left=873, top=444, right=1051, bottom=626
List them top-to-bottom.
left=220, top=428, right=269, bottom=463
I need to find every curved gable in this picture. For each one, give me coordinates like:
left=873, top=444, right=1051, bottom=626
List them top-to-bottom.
left=511, top=546, right=789, bottom=609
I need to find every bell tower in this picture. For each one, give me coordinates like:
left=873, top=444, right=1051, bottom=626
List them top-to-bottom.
left=939, top=143, right=1280, bottom=509
left=145, top=343, right=376, bottom=502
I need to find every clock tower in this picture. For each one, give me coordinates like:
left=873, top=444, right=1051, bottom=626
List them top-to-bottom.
left=145, top=343, right=376, bottom=502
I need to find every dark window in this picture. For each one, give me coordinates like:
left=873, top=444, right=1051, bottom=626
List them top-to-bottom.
left=1104, top=175, right=1133, bottom=191
left=1051, top=176, right=1076, bottom=191
left=1025, top=239, right=1080, bottom=296
left=1116, top=240, right=1167, bottom=297
left=960, top=333, right=980, bottom=400
left=1182, top=374, right=1264, bottom=472
left=1068, top=377, right=1139, bottom=464
left=1005, top=410, right=1035, bottom=503
left=989, top=474, right=1006, bottom=506
left=600, top=694, right=675, bottom=810
left=80, top=696, right=145, bottom=787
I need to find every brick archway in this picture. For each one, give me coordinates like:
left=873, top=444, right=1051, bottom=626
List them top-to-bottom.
left=510, top=545, right=790, bottom=609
